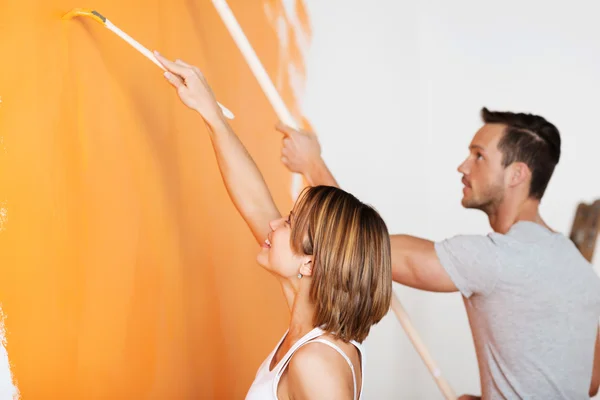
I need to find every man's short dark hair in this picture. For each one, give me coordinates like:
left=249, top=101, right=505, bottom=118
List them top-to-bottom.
left=481, top=107, right=561, bottom=200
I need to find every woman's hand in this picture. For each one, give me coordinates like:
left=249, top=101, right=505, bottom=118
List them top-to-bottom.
left=154, top=51, right=224, bottom=127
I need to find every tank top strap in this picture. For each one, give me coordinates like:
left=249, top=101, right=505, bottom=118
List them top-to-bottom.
left=272, top=327, right=326, bottom=397
left=307, top=338, right=358, bottom=400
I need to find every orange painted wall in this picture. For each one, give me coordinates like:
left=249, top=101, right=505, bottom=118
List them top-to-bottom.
left=0, top=0, right=309, bottom=397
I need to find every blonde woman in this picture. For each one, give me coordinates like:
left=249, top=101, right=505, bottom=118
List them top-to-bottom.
left=155, top=52, right=392, bottom=400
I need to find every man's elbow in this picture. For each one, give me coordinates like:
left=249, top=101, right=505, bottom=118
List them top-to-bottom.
left=391, top=255, right=412, bottom=283
left=391, top=259, right=425, bottom=289
left=391, top=261, right=406, bottom=283
left=590, top=383, right=599, bottom=398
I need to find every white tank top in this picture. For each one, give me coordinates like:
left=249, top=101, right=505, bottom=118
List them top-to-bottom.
left=245, top=327, right=364, bottom=400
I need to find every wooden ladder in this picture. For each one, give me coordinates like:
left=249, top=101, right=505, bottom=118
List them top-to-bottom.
left=570, top=199, right=600, bottom=262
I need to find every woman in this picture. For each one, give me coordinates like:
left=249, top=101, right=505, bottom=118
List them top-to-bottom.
left=154, top=51, right=392, bottom=400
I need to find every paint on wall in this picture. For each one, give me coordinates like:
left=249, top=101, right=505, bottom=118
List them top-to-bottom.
left=0, top=202, right=6, bottom=232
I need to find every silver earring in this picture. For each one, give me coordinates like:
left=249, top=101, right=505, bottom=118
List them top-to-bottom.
left=297, top=273, right=303, bottom=279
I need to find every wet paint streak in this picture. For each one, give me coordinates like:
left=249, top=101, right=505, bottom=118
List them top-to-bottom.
left=264, top=0, right=312, bottom=116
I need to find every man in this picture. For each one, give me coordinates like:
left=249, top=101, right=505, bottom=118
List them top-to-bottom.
left=276, top=109, right=600, bottom=399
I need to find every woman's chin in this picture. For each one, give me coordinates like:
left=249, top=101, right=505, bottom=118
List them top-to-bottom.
left=256, top=249, right=269, bottom=268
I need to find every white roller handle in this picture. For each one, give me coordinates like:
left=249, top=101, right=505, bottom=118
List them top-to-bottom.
left=212, top=0, right=303, bottom=199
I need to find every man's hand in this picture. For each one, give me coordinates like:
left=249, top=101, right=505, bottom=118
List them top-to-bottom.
left=154, top=51, right=224, bottom=128
left=275, top=122, right=322, bottom=175
left=275, top=122, right=338, bottom=187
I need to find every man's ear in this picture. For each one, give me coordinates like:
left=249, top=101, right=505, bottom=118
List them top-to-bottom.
left=508, top=162, right=531, bottom=188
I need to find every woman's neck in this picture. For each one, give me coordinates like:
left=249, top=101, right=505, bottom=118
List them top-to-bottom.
left=281, top=278, right=317, bottom=340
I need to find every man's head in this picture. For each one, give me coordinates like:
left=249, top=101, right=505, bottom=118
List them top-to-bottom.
left=458, top=108, right=561, bottom=213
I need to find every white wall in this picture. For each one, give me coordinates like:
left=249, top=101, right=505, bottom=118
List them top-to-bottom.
left=301, top=1, right=600, bottom=398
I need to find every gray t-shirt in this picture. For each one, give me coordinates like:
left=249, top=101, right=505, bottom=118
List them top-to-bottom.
left=435, top=221, right=600, bottom=399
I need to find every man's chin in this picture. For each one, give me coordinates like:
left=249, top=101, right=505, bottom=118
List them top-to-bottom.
left=461, top=196, right=471, bottom=208
left=461, top=197, right=479, bottom=209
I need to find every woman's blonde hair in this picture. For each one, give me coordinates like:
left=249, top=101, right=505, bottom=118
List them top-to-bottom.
left=290, top=186, right=392, bottom=343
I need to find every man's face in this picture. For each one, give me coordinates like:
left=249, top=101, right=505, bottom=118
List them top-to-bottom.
left=457, top=124, right=507, bottom=213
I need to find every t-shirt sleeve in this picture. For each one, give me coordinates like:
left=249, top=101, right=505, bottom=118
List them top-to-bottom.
left=434, top=234, right=502, bottom=298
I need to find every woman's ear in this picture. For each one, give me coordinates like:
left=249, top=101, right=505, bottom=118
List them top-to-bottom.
left=299, top=257, right=313, bottom=277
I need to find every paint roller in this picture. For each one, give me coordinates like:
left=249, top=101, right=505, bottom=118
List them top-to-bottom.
left=211, top=0, right=304, bottom=199
left=211, top=1, right=457, bottom=399
left=61, top=8, right=234, bottom=120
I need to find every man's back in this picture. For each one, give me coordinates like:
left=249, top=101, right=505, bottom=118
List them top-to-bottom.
left=436, top=221, right=600, bottom=399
